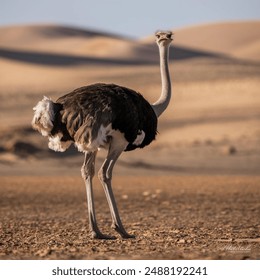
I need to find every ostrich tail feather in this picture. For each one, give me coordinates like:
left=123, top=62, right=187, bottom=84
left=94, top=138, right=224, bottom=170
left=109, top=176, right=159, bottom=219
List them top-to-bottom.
left=32, top=96, right=56, bottom=137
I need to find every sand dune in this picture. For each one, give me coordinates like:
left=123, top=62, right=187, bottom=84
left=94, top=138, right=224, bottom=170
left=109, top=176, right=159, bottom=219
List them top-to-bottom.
left=1, top=21, right=259, bottom=67
left=142, top=21, right=260, bottom=62
left=174, top=21, right=260, bottom=62
left=3, top=22, right=255, bottom=65
left=0, top=24, right=157, bottom=62
left=0, top=24, right=121, bottom=49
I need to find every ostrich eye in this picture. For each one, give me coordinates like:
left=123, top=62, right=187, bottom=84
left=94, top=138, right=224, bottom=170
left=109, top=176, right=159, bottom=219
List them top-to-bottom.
left=156, top=34, right=160, bottom=39
left=166, top=34, right=171, bottom=39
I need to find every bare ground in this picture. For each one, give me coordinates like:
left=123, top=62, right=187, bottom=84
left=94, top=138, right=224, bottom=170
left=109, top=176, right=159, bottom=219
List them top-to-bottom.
left=0, top=175, right=259, bottom=260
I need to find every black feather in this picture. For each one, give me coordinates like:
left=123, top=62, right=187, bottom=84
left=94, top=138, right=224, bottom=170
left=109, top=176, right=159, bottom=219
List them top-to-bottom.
left=53, top=83, right=157, bottom=151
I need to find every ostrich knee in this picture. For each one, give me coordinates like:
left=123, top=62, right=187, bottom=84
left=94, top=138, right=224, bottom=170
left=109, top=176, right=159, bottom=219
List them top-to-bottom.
left=81, top=156, right=95, bottom=180
left=98, top=161, right=112, bottom=184
left=81, top=165, right=94, bottom=180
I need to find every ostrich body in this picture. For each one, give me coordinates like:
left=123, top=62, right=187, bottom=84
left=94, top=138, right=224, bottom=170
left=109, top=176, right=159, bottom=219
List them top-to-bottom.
left=32, top=31, right=173, bottom=239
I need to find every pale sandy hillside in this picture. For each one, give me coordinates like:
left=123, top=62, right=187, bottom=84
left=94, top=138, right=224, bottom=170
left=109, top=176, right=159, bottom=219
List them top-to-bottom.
left=144, top=21, right=260, bottom=62
left=175, top=21, right=260, bottom=62
left=0, top=24, right=157, bottom=62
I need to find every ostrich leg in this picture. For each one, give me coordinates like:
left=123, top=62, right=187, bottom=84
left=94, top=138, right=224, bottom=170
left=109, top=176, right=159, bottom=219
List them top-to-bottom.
left=98, top=138, right=135, bottom=239
left=81, top=151, right=115, bottom=239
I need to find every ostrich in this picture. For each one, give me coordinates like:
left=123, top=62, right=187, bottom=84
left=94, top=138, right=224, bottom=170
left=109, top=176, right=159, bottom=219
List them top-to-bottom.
left=32, top=31, right=173, bottom=239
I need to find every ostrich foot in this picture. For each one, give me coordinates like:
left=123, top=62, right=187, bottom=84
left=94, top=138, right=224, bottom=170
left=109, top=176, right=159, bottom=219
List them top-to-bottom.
left=112, top=224, right=135, bottom=239
left=91, top=231, right=116, bottom=240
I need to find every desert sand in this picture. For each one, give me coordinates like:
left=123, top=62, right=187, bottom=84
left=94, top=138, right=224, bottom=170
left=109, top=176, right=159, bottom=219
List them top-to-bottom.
left=0, top=21, right=259, bottom=259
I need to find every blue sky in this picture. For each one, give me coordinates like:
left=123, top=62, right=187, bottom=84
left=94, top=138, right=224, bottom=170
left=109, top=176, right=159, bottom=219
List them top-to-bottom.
left=1, top=0, right=260, bottom=38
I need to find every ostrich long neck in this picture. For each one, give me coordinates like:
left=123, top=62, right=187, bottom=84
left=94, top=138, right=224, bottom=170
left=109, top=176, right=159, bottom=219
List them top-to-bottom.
left=152, top=44, right=171, bottom=118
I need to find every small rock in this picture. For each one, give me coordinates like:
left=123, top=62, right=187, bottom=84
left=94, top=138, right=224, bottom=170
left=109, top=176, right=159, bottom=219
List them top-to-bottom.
left=192, top=139, right=201, bottom=146
left=205, top=139, right=213, bottom=145
left=5, top=140, right=40, bottom=156
left=221, top=145, right=237, bottom=155
left=142, top=191, right=150, bottom=196
left=162, top=201, right=170, bottom=206
left=178, top=239, right=186, bottom=244
left=69, top=247, right=78, bottom=253
left=35, top=248, right=52, bottom=257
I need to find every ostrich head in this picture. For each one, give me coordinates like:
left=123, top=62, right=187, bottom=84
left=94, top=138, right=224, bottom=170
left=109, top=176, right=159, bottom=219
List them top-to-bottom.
left=155, top=31, right=173, bottom=46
